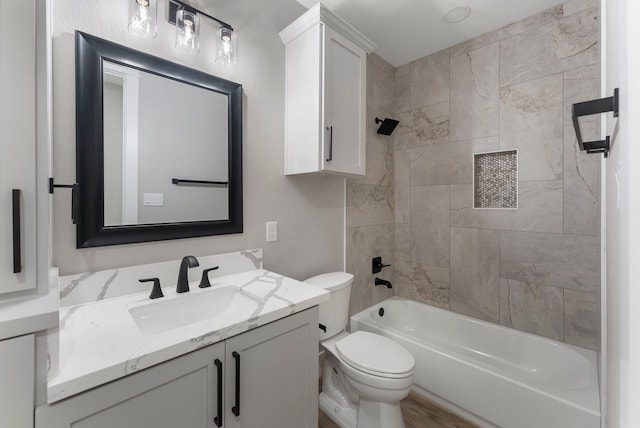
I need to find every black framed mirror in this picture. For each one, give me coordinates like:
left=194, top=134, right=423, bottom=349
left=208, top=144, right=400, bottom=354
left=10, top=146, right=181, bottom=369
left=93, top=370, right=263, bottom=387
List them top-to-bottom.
left=75, top=31, right=242, bottom=248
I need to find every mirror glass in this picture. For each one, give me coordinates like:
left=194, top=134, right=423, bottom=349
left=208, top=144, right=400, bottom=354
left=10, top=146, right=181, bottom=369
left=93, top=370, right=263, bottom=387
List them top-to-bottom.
left=75, top=31, right=243, bottom=248
left=102, top=61, right=229, bottom=226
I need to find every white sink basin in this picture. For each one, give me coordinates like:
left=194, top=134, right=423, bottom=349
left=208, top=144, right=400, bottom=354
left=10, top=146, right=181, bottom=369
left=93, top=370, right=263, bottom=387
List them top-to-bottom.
left=128, top=287, right=262, bottom=335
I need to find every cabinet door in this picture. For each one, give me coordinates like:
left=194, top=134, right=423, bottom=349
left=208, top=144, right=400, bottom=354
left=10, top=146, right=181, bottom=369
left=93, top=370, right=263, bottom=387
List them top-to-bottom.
left=0, top=0, right=37, bottom=295
left=322, top=25, right=366, bottom=175
left=225, top=307, right=319, bottom=428
left=0, top=334, right=35, bottom=428
left=36, top=342, right=225, bottom=428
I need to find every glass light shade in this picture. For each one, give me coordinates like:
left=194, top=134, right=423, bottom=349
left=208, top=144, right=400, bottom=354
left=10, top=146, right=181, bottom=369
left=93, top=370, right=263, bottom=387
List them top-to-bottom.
left=128, top=0, right=157, bottom=39
left=175, top=9, right=200, bottom=54
left=216, top=27, right=238, bottom=66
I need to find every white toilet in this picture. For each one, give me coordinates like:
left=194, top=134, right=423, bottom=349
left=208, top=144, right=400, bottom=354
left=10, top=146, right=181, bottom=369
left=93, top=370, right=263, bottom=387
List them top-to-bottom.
left=305, top=272, right=415, bottom=428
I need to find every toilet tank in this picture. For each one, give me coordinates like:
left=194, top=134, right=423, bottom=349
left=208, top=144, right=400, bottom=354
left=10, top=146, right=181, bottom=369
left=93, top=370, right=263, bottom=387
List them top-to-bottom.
left=305, top=272, right=354, bottom=340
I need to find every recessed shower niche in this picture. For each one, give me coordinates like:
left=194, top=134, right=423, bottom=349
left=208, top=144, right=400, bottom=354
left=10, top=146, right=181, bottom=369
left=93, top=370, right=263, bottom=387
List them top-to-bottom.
left=473, top=149, right=518, bottom=209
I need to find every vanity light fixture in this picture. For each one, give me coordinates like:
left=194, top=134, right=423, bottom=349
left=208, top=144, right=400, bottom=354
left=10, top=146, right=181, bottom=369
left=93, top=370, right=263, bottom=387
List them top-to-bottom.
left=128, top=0, right=157, bottom=39
left=168, top=0, right=237, bottom=65
left=175, top=9, right=200, bottom=53
left=216, top=26, right=238, bottom=65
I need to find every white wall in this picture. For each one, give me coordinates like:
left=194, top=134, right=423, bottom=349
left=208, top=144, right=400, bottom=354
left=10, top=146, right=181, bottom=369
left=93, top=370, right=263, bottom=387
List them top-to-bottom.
left=51, top=0, right=345, bottom=279
left=603, top=0, right=640, bottom=426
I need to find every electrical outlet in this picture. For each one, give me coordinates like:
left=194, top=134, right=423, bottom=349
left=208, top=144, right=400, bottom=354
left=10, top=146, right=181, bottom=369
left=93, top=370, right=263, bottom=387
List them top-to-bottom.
left=266, top=221, right=278, bottom=242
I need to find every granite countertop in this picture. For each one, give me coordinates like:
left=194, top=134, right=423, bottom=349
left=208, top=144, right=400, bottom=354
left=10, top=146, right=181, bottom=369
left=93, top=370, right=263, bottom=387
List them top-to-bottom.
left=48, top=269, right=328, bottom=403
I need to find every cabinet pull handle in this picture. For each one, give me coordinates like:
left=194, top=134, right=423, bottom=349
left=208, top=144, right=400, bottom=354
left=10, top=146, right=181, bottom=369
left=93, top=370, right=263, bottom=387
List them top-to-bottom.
left=326, top=126, right=333, bottom=162
left=12, top=189, right=21, bottom=274
left=232, top=351, right=241, bottom=416
left=214, top=359, right=223, bottom=427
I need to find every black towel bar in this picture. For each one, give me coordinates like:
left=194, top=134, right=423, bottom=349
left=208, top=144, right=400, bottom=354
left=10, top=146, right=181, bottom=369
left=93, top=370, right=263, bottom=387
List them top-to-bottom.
left=571, top=88, right=619, bottom=157
left=171, top=178, right=228, bottom=187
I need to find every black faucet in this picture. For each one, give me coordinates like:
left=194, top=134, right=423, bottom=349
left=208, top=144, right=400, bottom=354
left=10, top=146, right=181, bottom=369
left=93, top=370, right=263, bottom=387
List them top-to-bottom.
left=177, top=255, right=199, bottom=293
left=375, top=277, right=392, bottom=289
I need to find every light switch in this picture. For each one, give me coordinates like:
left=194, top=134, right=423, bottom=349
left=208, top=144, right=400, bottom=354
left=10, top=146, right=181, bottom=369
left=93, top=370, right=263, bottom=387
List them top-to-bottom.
left=143, top=193, right=164, bottom=206
left=266, top=221, right=278, bottom=242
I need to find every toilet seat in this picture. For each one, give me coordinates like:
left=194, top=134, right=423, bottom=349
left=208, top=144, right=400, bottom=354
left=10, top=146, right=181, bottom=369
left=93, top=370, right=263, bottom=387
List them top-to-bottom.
left=335, top=331, right=415, bottom=379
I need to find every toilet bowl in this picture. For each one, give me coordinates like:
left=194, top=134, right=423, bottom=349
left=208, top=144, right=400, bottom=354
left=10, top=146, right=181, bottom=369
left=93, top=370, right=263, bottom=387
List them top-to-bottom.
left=305, top=272, right=415, bottom=428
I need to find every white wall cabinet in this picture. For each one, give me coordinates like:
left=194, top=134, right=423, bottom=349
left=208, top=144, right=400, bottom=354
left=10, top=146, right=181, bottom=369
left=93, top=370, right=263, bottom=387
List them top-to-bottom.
left=0, top=0, right=38, bottom=296
left=280, top=4, right=376, bottom=176
left=36, top=308, right=319, bottom=428
left=0, top=334, right=35, bottom=428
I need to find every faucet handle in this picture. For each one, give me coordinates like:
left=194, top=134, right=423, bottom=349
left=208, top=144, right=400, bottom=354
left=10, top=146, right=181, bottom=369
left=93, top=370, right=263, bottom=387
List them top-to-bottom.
left=372, top=256, right=391, bottom=274
left=199, top=267, right=220, bottom=288
left=139, top=278, right=164, bottom=299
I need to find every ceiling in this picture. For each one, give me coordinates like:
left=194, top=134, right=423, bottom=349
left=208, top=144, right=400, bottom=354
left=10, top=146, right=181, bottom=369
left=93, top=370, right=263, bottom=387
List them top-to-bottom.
left=296, top=0, right=566, bottom=67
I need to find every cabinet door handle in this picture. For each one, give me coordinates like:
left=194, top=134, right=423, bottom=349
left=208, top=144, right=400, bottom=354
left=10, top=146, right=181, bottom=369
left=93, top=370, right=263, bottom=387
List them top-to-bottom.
left=326, top=126, right=333, bottom=162
left=12, top=189, right=22, bottom=274
left=232, top=351, right=241, bottom=417
left=214, top=359, right=223, bottom=427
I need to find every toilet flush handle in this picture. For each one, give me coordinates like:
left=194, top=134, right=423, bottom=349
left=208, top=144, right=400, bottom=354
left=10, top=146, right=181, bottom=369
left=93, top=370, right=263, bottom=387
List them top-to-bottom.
left=319, top=323, right=327, bottom=333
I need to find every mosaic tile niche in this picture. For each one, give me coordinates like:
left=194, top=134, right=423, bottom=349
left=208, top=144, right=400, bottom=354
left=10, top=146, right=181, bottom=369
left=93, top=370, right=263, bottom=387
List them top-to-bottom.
left=474, top=150, right=518, bottom=209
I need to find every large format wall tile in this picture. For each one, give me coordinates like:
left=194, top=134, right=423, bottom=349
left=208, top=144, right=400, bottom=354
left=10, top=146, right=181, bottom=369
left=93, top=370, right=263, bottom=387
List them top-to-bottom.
left=449, top=6, right=562, bottom=58
left=500, top=7, right=599, bottom=87
left=450, top=42, right=500, bottom=142
left=409, top=48, right=449, bottom=110
left=368, top=53, right=395, bottom=114
left=395, top=63, right=410, bottom=113
left=563, top=64, right=599, bottom=125
left=500, top=74, right=563, bottom=181
left=395, top=102, right=450, bottom=150
left=564, top=124, right=600, bottom=235
left=350, top=125, right=394, bottom=187
left=410, top=137, right=499, bottom=186
left=394, top=149, right=411, bottom=224
left=450, top=181, right=563, bottom=233
left=346, top=183, right=393, bottom=227
left=410, top=185, right=450, bottom=267
left=346, top=225, right=395, bottom=317
left=450, top=227, right=500, bottom=321
left=500, top=231, right=600, bottom=292
left=395, top=258, right=450, bottom=308
left=500, top=278, right=564, bottom=340
left=564, top=289, right=600, bottom=350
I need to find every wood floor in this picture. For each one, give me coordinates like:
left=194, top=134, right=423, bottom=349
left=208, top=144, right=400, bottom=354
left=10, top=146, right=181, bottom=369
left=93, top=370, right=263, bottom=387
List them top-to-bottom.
left=318, top=390, right=478, bottom=428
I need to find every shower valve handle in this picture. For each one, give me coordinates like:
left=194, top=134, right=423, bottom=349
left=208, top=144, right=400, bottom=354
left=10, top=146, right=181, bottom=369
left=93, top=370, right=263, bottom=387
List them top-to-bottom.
left=372, top=256, right=390, bottom=274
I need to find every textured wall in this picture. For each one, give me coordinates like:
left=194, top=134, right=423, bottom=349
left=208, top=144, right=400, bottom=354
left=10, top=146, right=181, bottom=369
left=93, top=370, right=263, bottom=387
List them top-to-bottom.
left=51, top=0, right=345, bottom=280
left=392, top=0, right=601, bottom=350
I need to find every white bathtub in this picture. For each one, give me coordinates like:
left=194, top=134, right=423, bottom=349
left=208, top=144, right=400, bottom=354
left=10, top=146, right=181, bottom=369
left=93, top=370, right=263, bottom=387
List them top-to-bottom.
left=350, top=297, right=600, bottom=428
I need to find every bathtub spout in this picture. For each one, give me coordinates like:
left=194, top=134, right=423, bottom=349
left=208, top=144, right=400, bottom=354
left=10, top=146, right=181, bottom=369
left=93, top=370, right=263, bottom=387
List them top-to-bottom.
left=374, top=278, right=392, bottom=288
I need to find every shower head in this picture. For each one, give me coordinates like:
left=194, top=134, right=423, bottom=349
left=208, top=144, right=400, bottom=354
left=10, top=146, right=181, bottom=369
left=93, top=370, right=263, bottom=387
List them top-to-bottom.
left=375, top=117, right=399, bottom=135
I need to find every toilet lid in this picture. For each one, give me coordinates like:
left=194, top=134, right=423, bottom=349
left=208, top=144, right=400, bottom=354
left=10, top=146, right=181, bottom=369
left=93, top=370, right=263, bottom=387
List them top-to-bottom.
left=335, top=331, right=415, bottom=378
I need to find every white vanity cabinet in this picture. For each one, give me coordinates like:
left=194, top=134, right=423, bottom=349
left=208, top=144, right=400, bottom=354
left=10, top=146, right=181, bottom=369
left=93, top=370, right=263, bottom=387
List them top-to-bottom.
left=0, top=0, right=38, bottom=296
left=280, top=4, right=376, bottom=176
left=224, top=307, right=318, bottom=427
left=36, top=308, right=319, bottom=428
left=0, top=334, right=35, bottom=427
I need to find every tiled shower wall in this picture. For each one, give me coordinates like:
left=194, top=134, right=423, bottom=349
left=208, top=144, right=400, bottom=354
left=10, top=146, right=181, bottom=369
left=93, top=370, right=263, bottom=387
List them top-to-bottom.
left=347, top=0, right=601, bottom=351
left=346, top=54, right=395, bottom=317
